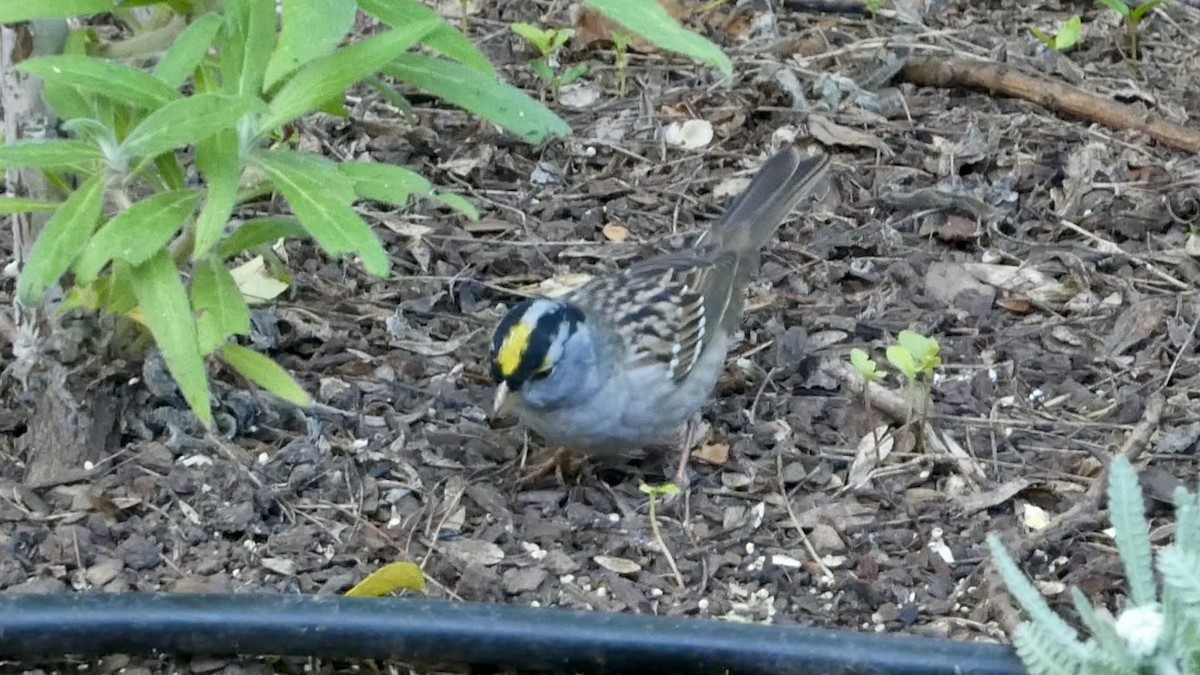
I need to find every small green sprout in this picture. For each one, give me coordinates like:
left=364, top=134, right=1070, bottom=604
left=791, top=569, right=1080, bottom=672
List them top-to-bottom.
left=864, top=0, right=886, bottom=15
left=1096, top=0, right=1173, bottom=58
left=1030, top=15, right=1083, bottom=51
left=511, top=23, right=588, bottom=98
left=612, top=31, right=631, bottom=98
left=886, top=329, right=941, bottom=382
left=884, top=330, right=941, bottom=427
left=849, top=348, right=880, bottom=383
left=639, top=482, right=683, bottom=587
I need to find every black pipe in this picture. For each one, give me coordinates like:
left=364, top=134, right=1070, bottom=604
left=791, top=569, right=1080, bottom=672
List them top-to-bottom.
left=0, top=593, right=1025, bottom=675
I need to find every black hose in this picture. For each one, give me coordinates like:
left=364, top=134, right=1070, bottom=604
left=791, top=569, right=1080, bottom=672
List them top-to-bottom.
left=0, top=593, right=1025, bottom=675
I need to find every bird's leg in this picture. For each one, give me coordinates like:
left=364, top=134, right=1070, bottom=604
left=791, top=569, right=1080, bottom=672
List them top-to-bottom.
left=673, top=417, right=705, bottom=489
left=518, top=447, right=580, bottom=487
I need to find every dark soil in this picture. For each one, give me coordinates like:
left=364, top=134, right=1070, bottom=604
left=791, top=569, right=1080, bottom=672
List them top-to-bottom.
left=3, top=0, right=1200, bottom=673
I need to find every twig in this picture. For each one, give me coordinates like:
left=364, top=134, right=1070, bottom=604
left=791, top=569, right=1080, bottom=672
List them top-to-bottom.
left=900, top=57, right=1200, bottom=154
left=1059, top=219, right=1190, bottom=291
left=777, top=454, right=835, bottom=581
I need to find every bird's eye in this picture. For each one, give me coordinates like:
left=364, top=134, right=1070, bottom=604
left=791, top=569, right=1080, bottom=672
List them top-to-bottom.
left=531, top=359, right=554, bottom=380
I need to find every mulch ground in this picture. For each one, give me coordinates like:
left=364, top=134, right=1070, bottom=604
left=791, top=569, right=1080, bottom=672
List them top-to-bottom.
left=3, top=0, right=1200, bottom=673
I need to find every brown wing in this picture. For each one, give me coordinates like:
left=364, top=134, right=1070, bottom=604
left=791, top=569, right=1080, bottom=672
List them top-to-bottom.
left=567, top=256, right=720, bottom=384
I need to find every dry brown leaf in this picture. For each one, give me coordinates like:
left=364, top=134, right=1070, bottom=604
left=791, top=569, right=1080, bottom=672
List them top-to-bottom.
left=808, top=114, right=893, bottom=155
left=997, top=297, right=1032, bottom=314
left=846, top=425, right=893, bottom=490
left=692, top=441, right=729, bottom=465
left=955, top=478, right=1033, bottom=516
left=594, top=555, right=641, bottom=575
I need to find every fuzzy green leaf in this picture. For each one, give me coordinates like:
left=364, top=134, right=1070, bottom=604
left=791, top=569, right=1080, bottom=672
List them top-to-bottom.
left=0, top=0, right=118, bottom=21
left=220, top=0, right=276, bottom=97
left=264, top=0, right=358, bottom=90
left=358, top=0, right=494, bottom=77
left=582, top=0, right=731, bottom=74
left=154, top=13, right=223, bottom=88
left=259, top=21, right=438, bottom=134
left=18, top=55, right=178, bottom=109
left=384, top=55, right=571, bottom=144
left=121, top=94, right=266, bottom=159
left=192, top=129, right=242, bottom=260
left=0, top=139, right=104, bottom=173
left=253, top=149, right=390, bottom=277
left=340, top=161, right=431, bottom=206
left=340, top=161, right=479, bottom=220
left=17, top=174, right=105, bottom=304
left=73, top=190, right=201, bottom=284
left=431, top=191, right=479, bottom=220
left=0, top=197, right=60, bottom=215
left=215, top=217, right=308, bottom=260
left=129, top=250, right=213, bottom=427
left=191, top=257, right=251, bottom=356
left=220, top=343, right=313, bottom=407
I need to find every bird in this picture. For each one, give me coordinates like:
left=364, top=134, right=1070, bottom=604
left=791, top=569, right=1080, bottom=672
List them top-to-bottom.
left=488, top=146, right=830, bottom=483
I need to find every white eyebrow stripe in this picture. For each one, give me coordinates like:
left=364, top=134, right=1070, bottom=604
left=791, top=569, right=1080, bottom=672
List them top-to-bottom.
left=519, top=298, right=562, bottom=326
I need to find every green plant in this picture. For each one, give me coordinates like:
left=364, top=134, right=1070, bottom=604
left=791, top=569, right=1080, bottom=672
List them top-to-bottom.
left=0, top=0, right=570, bottom=427
left=1, top=0, right=734, bottom=428
left=864, top=0, right=886, bottom=15
left=1096, top=0, right=1173, bottom=58
left=1030, top=15, right=1083, bottom=52
left=511, top=23, right=588, bottom=98
left=612, top=31, right=631, bottom=98
left=884, top=329, right=940, bottom=423
left=849, top=347, right=880, bottom=384
left=989, top=456, right=1200, bottom=674
left=640, top=481, right=684, bottom=588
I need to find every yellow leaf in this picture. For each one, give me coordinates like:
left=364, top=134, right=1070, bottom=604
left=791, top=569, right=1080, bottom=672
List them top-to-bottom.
left=345, top=561, right=427, bottom=598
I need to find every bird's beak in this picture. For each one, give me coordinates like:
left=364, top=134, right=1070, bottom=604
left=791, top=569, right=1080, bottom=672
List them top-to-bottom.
left=492, top=381, right=514, bottom=417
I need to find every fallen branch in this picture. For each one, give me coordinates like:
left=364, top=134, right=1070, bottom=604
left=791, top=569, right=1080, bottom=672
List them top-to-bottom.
left=900, top=57, right=1200, bottom=154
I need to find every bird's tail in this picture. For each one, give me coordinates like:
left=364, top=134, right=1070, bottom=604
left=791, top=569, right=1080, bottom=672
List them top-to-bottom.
left=702, top=147, right=830, bottom=256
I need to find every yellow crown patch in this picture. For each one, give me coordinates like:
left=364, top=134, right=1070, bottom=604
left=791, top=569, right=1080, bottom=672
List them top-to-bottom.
left=496, top=322, right=533, bottom=378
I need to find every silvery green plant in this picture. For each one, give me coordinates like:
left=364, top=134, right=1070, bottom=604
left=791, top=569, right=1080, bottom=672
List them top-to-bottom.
left=989, top=456, right=1200, bottom=675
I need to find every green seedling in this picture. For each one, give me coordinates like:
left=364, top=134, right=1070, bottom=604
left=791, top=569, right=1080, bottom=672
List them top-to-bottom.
left=864, top=0, right=885, bottom=16
left=1096, top=0, right=1173, bottom=59
left=1030, top=15, right=1083, bottom=51
left=511, top=23, right=588, bottom=98
left=612, top=31, right=631, bottom=98
left=885, top=329, right=941, bottom=429
left=885, top=329, right=941, bottom=382
left=849, top=347, right=885, bottom=452
left=849, top=348, right=880, bottom=383
left=990, top=456, right=1200, bottom=674
left=639, top=482, right=684, bottom=588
